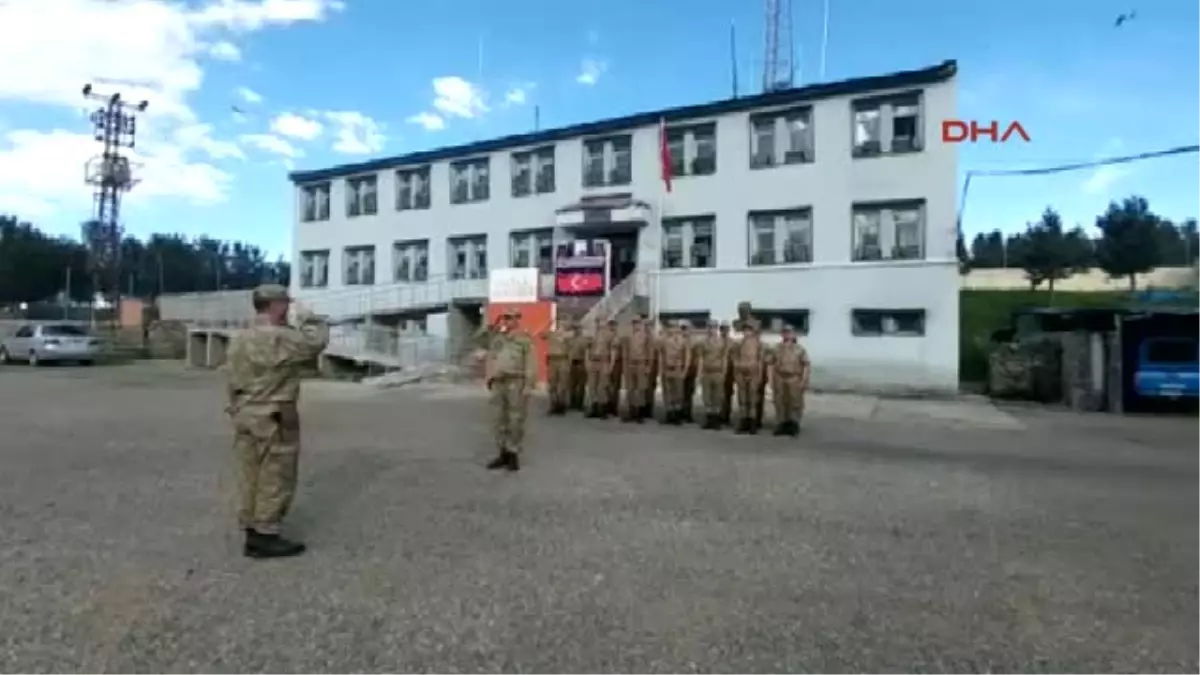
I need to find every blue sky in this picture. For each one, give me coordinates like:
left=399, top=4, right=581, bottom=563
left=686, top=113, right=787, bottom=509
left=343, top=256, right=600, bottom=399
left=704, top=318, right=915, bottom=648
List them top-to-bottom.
left=0, top=0, right=1196, bottom=259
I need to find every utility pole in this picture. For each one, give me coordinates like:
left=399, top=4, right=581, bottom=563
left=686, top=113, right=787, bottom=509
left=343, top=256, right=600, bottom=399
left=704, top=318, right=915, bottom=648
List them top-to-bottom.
left=81, top=83, right=147, bottom=325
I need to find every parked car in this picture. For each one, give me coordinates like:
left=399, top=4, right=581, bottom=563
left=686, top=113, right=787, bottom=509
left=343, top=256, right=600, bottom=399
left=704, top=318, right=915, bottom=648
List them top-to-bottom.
left=0, top=323, right=102, bottom=366
left=1134, top=336, right=1200, bottom=400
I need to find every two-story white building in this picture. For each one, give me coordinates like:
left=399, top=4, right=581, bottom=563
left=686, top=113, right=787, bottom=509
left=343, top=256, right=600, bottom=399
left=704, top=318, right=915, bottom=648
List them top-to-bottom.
left=289, top=59, right=960, bottom=392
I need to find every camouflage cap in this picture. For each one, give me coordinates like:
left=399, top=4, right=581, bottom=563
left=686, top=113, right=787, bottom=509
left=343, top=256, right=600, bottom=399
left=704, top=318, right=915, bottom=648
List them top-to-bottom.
left=252, top=283, right=290, bottom=303
left=631, top=316, right=643, bottom=324
left=606, top=318, right=618, bottom=326
left=719, top=322, right=730, bottom=329
left=782, top=323, right=795, bottom=332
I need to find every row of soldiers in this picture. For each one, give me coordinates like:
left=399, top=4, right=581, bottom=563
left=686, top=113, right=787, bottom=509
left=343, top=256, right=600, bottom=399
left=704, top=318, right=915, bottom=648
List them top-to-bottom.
left=541, top=314, right=811, bottom=436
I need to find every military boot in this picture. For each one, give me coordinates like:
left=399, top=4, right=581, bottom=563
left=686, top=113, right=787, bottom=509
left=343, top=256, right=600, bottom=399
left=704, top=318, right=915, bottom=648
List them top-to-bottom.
left=734, top=418, right=750, bottom=434
left=788, top=421, right=801, bottom=436
left=773, top=423, right=789, bottom=436
left=487, top=450, right=509, bottom=470
left=506, top=451, right=520, bottom=472
left=244, top=530, right=306, bottom=559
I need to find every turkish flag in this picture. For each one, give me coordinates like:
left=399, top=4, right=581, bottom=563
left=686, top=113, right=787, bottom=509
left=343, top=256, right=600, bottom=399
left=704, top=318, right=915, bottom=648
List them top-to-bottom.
left=659, top=117, right=672, bottom=193
left=555, top=270, right=605, bottom=295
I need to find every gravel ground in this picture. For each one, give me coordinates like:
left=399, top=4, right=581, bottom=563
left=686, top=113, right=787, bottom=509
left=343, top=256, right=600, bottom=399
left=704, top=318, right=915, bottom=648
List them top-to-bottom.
left=0, top=362, right=1196, bottom=673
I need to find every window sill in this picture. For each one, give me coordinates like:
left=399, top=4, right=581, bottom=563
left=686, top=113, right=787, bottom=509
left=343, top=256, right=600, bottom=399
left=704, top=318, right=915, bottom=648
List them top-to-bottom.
left=851, top=147, right=924, bottom=159
left=850, top=256, right=928, bottom=264
left=851, top=332, right=926, bottom=338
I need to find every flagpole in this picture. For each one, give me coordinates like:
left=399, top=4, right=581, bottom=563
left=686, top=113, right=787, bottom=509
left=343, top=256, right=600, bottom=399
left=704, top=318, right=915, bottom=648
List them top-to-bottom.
left=819, top=0, right=830, bottom=81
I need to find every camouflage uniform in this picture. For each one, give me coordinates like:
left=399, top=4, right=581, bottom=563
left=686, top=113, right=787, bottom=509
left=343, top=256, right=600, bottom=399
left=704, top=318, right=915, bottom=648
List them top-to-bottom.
left=225, top=284, right=328, bottom=558
left=485, top=310, right=537, bottom=471
left=620, top=317, right=655, bottom=422
left=645, top=318, right=661, bottom=418
left=585, top=319, right=615, bottom=418
left=605, top=319, right=623, bottom=416
left=732, top=320, right=768, bottom=434
left=566, top=321, right=589, bottom=410
left=697, top=321, right=731, bottom=429
left=541, top=323, right=571, bottom=415
left=657, top=323, right=690, bottom=424
left=718, top=323, right=735, bottom=425
left=681, top=324, right=701, bottom=423
left=769, top=324, right=811, bottom=436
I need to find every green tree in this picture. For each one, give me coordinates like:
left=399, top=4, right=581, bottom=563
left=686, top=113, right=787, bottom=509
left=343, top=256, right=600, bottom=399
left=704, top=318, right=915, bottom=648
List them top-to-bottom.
left=1094, top=196, right=1162, bottom=291
left=1016, top=208, right=1087, bottom=294
left=969, top=230, right=1006, bottom=268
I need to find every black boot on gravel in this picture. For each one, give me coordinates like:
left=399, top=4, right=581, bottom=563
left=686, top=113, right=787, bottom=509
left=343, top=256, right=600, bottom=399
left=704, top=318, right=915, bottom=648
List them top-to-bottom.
left=244, top=530, right=306, bottom=559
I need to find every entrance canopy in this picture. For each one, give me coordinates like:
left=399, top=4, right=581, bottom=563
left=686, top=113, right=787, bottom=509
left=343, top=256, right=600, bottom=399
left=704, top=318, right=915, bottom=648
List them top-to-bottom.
left=555, top=193, right=653, bottom=229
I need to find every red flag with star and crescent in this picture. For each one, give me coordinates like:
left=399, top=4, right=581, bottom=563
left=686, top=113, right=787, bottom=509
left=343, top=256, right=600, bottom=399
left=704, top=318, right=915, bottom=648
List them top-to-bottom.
left=658, top=117, right=672, bottom=193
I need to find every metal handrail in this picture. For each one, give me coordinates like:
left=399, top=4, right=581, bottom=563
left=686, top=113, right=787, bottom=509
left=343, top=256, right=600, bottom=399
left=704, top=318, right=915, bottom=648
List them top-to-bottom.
left=580, top=270, right=645, bottom=331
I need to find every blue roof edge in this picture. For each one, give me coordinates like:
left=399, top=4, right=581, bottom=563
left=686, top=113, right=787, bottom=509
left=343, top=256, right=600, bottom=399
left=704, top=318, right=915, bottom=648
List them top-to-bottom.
left=288, top=59, right=957, bottom=184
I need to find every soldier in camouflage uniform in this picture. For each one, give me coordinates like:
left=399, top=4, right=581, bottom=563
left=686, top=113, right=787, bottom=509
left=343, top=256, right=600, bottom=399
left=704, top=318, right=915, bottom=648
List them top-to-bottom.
left=225, top=284, right=329, bottom=559
left=485, top=309, right=537, bottom=472
left=620, top=316, right=655, bottom=423
left=585, top=318, right=614, bottom=419
left=604, top=318, right=622, bottom=416
left=731, top=318, right=768, bottom=435
left=540, top=319, right=571, bottom=415
left=566, top=320, right=589, bottom=411
left=697, top=320, right=731, bottom=429
left=657, top=322, right=690, bottom=424
left=718, top=322, right=734, bottom=426
left=681, top=323, right=701, bottom=423
left=768, top=324, right=811, bottom=436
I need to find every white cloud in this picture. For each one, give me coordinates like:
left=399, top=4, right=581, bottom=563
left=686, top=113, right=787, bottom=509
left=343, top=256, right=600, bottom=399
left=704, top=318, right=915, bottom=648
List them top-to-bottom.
left=0, top=0, right=342, bottom=216
left=208, top=40, right=242, bottom=61
left=576, top=59, right=608, bottom=86
left=432, top=76, right=488, bottom=119
left=504, top=84, right=531, bottom=106
left=236, top=86, right=263, bottom=104
left=323, top=111, right=386, bottom=155
left=270, top=112, right=323, bottom=140
left=406, top=112, right=446, bottom=132
left=240, top=133, right=302, bottom=159
left=1081, top=138, right=1130, bottom=195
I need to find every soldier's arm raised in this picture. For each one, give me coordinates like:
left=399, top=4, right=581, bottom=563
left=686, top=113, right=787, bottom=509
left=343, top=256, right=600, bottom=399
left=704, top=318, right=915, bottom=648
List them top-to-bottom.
left=278, top=315, right=330, bottom=365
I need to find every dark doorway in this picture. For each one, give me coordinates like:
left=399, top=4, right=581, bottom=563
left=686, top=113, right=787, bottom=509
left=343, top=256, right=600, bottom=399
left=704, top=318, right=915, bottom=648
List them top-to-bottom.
left=606, top=229, right=638, bottom=289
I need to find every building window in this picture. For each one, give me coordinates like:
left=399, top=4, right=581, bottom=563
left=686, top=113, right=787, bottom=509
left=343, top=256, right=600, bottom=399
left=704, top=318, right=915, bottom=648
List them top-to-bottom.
left=852, top=92, right=923, bottom=157
left=750, top=107, right=814, bottom=168
left=665, top=123, right=717, bottom=178
left=582, top=134, right=632, bottom=187
left=512, top=146, right=555, bottom=197
left=450, top=158, right=490, bottom=204
left=396, top=166, right=431, bottom=211
left=345, top=175, right=378, bottom=218
left=300, top=182, right=331, bottom=222
left=852, top=200, right=925, bottom=262
left=748, top=209, right=812, bottom=266
left=661, top=216, right=716, bottom=269
left=509, top=229, right=554, bottom=273
left=448, top=234, right=488, bottom=280
left=393, top=239, right=429, bottom=282
left=343, top=245, right=376, bottom=286
left=298, top=249, right=329, bottom=288
left=749, top=309, right=810, bottom=335
left=851, top=309, right=926, bottom=337
left=660, top=311, right=710, bottom=328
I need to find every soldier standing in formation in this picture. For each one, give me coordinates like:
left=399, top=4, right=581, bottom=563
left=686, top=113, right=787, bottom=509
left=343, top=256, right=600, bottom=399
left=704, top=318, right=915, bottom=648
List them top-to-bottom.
left=225, top=284, right=329, bottom=559
left=484, top=309, right=537, bottom=472
left=620, top=316, right=655, bottom=423
left=645, top=317, right=661, bottom=419
left=585, top=318, right=614, bottom=419
left=604, top=318, right=622, bottom=417
left=540, top=319, right=571, bottom=415
left=731, top=319, right=768, bottom=434
left=566, top=320, right=589, bottom=411
left=697, top=320, right=731, bottom=429
left=657, top=322, right=690, bottom=424
left=718, top=322, right=735, bottom=426
left=681, top=324, right=701, bottom=423
left=769, top=324, right=811, bottom=436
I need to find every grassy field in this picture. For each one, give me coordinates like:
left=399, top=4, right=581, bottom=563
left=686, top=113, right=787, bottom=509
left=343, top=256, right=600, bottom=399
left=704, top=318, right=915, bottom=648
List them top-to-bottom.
left=959, top=289, right=1132, bottom=383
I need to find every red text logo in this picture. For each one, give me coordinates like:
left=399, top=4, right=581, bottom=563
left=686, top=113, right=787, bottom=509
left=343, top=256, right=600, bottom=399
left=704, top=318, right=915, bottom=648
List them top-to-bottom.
left=941, top=120, right=1031, bottom=144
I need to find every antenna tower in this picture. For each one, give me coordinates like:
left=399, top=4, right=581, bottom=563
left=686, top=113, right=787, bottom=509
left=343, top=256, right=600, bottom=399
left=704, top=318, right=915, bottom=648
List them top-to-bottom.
left=762, top=0, right=795, bottom=92
left=80, top=84, right=147, bottom=315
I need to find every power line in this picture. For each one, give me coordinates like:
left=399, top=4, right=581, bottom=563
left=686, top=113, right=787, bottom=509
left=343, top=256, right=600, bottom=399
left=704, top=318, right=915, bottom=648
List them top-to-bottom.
left=958, top=143, right=1200, bottom=235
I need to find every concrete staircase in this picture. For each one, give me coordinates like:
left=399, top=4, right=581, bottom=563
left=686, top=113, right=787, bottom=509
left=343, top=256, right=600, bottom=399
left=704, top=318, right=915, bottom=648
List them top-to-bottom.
left=578, top=271, right=652, bottom=332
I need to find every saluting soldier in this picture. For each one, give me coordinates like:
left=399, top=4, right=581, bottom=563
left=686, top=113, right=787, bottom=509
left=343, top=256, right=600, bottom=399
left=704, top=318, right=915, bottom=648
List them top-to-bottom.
left=225, top=284, right=329, bottom=559
left=485, top=309, right=537, bottom=472
left=620, top=316, right=654, bottom=423
left=585, top=318, right=613, bottom=419
left=604, top=318, right=622, bottom=417
left=540, top=319, right=572, bottom=415
left=566, top=319, right=589, bottom=411
left=731, top=319, right=768, bottom=435
left=697, top=320, right=731, bottom=429
left=658, top=322, right=690, bottom=424
left=718, top=322, right=735, bottom=426
left=681, top=323, right=702, bottom=423
left=769, top=324, right=811, bottom=436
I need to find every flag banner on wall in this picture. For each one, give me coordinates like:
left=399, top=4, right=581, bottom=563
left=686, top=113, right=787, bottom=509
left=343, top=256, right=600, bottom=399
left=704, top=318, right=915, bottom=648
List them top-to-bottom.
left=555, top=270, right=605, bottom=295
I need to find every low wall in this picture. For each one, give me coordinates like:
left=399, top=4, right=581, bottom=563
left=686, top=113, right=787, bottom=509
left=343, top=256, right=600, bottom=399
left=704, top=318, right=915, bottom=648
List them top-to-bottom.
left=963, top=266, right=1196, bottom=291
left=158, top=290, right=254, bottom=325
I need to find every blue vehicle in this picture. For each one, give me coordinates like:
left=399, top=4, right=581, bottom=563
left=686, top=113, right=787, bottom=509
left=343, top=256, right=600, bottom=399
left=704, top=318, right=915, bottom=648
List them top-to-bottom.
left=1133, top=337, right=1200, bottom=399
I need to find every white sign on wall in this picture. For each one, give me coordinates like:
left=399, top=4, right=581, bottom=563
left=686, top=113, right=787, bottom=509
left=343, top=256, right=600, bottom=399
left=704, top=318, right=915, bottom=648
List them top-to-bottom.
left=488, top=267, right=540, bottom=303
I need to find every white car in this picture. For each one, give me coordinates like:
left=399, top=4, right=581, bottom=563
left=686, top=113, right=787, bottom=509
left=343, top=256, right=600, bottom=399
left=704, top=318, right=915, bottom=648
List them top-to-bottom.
left=0, top=322, right=102, bottom=366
